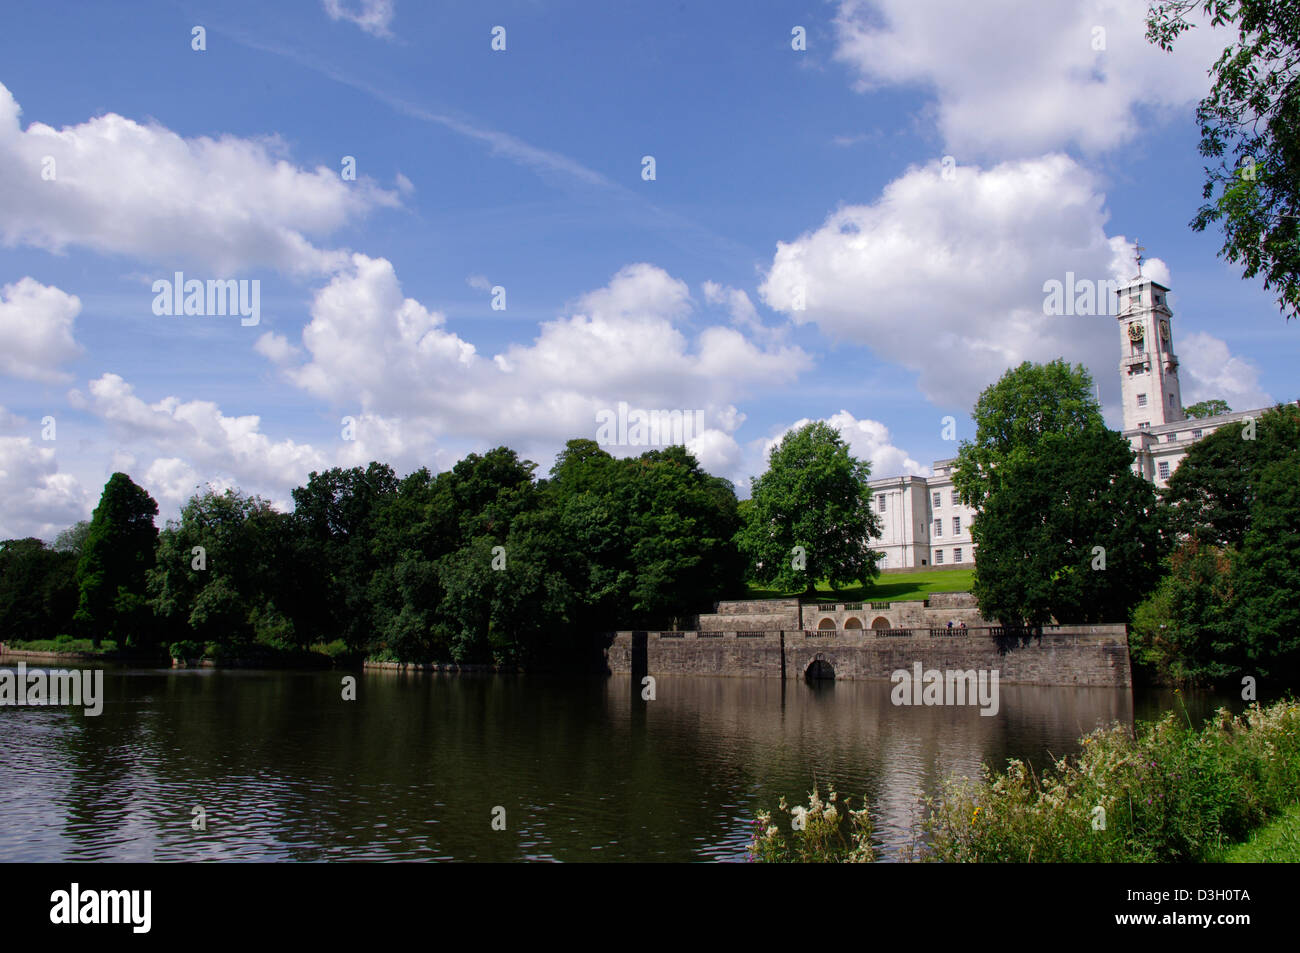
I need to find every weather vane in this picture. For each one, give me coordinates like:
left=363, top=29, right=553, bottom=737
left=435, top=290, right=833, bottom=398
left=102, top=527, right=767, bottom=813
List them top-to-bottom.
left=1134, top=239, right=1146, bottom=278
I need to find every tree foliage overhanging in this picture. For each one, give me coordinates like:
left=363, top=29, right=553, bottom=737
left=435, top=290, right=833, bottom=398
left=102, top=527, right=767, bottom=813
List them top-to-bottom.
left=1147, top=0, right=1300, bottom=320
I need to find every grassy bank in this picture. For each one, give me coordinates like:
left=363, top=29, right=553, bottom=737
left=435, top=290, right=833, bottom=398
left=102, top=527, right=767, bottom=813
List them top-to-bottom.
left=746, top=567, right=974, bottom=604
left=750, top=698, right=1300, bottom=862
left=1213, top=801, right=1300, bottom=862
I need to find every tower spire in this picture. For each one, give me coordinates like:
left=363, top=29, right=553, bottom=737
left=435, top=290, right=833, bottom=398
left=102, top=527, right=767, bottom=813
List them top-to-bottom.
left=1133, top=239, right=1146, bottom=279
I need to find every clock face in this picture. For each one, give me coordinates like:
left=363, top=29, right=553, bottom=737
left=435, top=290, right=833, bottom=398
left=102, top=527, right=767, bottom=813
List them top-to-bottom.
left=1128, top=322, right=1144, bottom=342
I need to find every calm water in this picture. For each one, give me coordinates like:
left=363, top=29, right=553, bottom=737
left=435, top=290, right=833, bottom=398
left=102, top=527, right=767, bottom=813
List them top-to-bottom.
left=0, top=665, right=1237, bottom=862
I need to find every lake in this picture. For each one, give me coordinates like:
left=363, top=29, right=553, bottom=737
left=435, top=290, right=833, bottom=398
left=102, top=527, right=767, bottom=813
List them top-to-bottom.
left=0, top=664, right=1236, bottom=862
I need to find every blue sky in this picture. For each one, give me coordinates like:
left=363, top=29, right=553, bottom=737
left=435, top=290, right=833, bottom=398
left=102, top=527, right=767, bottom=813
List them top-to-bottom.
left=0, top=0, right=1295, bottom=537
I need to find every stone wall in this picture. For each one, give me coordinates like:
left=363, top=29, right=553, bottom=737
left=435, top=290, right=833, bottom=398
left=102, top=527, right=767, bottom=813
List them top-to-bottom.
left=797, top=594, right=987, bottom=631
left=696, top=599, right=801, bottom=632
left=601, top=625, right=1131, bottom=688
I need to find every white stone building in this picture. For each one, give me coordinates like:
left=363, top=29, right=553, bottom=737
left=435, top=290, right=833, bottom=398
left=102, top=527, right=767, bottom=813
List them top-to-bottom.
left=866, top=270, right=1290, bottom=568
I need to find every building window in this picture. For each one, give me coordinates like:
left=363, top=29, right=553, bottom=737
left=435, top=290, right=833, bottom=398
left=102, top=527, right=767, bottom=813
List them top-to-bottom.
left=1137, top=393, right=1148, bottom=407
left=1139, top=422, right=1150, bottom=429
left=1192, top=429, right=1202, bottom=439
left=1166, top=433, right=1177, bottom=442
left=1158, top=461, right=1170, bottom=480
left=932, top=491, right=941, bottom=508
left=951, top=492, right=958, bottom=506
left=877, top=495, right=886, bottom=513
left=952, top=516, right=961, bottom=534
left=934, top=519, right=942, bottom=537
left=954, top=548, right=962, bottom=563
left=935, top=550, right=944, bottom=565
left=879, top=553, right=887, bottom=567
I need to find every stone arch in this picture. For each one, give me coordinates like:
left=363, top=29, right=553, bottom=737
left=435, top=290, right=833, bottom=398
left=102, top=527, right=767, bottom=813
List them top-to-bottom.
left=843, top=616, right=863, bottom=630
left=871, top=616, right=891, bottom=630
left=817, top=617, right=837, bottom=630
left=805, top=657, right=835, bottom=681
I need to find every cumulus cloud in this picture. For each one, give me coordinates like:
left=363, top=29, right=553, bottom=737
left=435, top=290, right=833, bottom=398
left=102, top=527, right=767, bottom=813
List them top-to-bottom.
left=322, top=0, right=396, bottom=38
left=833, top=0, right=1223, bottom=156
left=0, top=81, right=398, bottom=275
left=760, top=154, right=1173, bottom=408
left=281, top=257, right=811, bottom=456
left=0, top=277, right=81, bottom=382
left=253, top=331, right=301, bottom=365
left=1178, top=331, right=1274, bottom=412
left=69, top=373, right=329, bottom=493
left=0, top=408, right=88, bottom=539
left=755, top=411, right=927, bottom=484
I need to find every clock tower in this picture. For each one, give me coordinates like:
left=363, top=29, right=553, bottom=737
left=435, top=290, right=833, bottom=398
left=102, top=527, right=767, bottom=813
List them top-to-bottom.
left=1117, top=267, right=1183, bottom=433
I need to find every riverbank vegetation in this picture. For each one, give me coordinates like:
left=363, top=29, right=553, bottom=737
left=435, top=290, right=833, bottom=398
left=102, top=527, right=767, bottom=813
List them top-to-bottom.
left=750, top=698, right=1300, bottom=862
left=748, top=786, right=875, bottom=863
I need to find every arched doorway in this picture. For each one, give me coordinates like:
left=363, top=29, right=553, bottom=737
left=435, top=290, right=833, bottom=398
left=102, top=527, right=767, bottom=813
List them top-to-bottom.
left=871, top=616, right=891, bottom=630
left=844, top=617, right=863, bottom=630
left=817, top=618, right=837, bottom=631
left=805, top=657, right=835, bottom=681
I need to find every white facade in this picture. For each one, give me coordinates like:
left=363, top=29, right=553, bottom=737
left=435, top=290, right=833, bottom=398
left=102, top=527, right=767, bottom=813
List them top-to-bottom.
left=867, top=270, right=1288, bottom=564
left=868, top=459, right=977, bottom=569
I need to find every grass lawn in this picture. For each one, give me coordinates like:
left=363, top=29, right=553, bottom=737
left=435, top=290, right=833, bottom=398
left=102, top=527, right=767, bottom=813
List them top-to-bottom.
left=745, top=567, right=974, bottom=604
left=1213, top=801, right=1300, bottom=862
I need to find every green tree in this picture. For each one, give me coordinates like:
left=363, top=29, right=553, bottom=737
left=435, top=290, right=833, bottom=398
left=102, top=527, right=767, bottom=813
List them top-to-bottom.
left=1147, top=0, right=1300, bottom=319
left=952, top=359, right=1102, bottom=511
left=956, top=362, right=1165, bottom=625
left=1183, top=398, right=1232, bottom=419
left=1161, top=403, right=1300, bottom=546
left=738, top=422, right=880, bottom=595
left=970, top=425, right=1166, bottom=625
left=621, top=445, right=745, bottom=625
left=1233, top=452, right=1300, bottom=681
left=288, top=462, right=398, bottom=649
left=74, top=473, right=159, bottom=648
left=148, top=487, right=291, bottom=648
left=52, top=520, right=92, bottom=556
left=0, top=538, right=79, bottom=642
left=1129, top=539, right=1239, bottom=684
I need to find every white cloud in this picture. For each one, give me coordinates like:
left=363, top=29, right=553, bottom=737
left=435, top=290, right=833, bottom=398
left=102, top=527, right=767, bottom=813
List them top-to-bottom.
left=323, top=0, right=396, bottom=39
left=833, top=0, right=1223, bottom=156
left=0, top=81, right=398, bottom=275
left=760, top=154, right=1171, bottom=408
left=282, top=258, right=811, bottom=457
left=0, top=277, right=81, bottom=382
left=253, top=331, right=301, bottom=365
left=1178, top=331, right=1274, bottom=412
left=69, top=373, right=330, bottom=493
left=0, top=408, right=88, bottom=539
left=756, top=411, right=927, bottom=484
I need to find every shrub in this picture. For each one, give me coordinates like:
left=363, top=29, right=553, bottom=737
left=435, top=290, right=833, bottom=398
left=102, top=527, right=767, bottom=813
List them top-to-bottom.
left=168, top=639, right=203, bottom=660
left=917, top=698, right=1300, bottom=862
left=748, top=785, right=874, bottom=863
